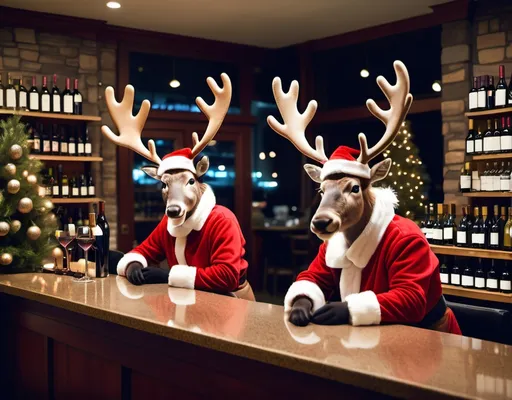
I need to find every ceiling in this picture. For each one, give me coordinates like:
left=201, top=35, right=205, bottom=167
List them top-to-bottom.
left=0, top=0, right=452, bottom=48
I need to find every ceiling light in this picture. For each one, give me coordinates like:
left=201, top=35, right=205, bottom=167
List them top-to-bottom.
left=106, top=1, right=121, bottom=9
left=360, top=69, right=369, bottom=78
left=169, top=79, right=180, bottom=88
left=432, top=81, right=442, bottom=92
left=208, top=140, right=217, bottom=147
left=269, top=151, right=276, bottom=158
left=259, top=152, right=266, bottom=160
left=218, top=165, right=226, bottom=171
left=272, top=172, right=278, bottom=178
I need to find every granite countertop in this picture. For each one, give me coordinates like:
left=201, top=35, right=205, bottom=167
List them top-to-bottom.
left=0, top=273, right=511, bottom=400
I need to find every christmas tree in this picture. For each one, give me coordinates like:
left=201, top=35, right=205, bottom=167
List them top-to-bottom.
left=0, top=116, right=56, bottom=273
left=380, top=120, right=430, bottom=220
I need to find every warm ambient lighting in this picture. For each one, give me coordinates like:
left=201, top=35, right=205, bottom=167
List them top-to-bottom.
left=106, top=1, right=121, bottom=9
left=360, top=69, right=370, bottom=78
left=169, top=79, right=180, bottom=88
left=432, top=81, right=442, bottom=92
left=269, top=151, right=276, bottom=158
left=259, top=152, right=266, bottom=160
left=218, top=165, right=226, bottom=171
left=272, top=172, right=278, bottom=178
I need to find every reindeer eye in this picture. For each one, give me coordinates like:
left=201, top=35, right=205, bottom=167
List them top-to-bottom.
left=188, top=178, right=195, bottom=185
left=161, top=182, right=167, bottom=189
left=351, top=185, right=360, bottom=194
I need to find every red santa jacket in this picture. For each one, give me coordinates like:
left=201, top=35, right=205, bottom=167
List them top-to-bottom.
left=116, top=186, right=248, bottom=292
left=284, top=188, right=460, bottom=333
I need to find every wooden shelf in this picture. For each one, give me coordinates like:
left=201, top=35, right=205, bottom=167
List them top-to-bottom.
left=465, top=106, right=512, bottom=118
left=0, top=109, right=101, bottom=122
left=470, top=152, right=512, bottom=161
left=30, top=155, right=103, bottom=162
left=462, top=192, right=512, bottom=197
left=51, top=198, right=102, bottom=204
left=430, top=245, right=512, bottom=260
left=442, top=284, right=512, bottom=304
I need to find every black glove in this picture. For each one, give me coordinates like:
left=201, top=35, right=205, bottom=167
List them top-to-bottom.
left=126, top=262, right=145, bottom=285
left=142, top=266, right=168, bottom=284
left=289, top=297, right=313, bottom=327
left=312, top=301, right=350, bottom=325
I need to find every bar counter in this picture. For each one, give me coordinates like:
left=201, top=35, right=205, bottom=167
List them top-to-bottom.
left=1, top=274, right=511, bottom=399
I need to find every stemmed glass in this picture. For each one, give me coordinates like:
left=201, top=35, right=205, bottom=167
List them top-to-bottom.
left=57, top=225, right=76, bottom=276
left=73, top=226, right=95, bottom=283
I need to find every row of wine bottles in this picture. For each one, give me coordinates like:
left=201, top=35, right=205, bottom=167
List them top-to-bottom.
left=468, top=65, right=512, bottom=110
left=0, top=73, right=83, bottom=114
left=465, top=117, right=512, bottom=155
left=28, top=123, right=93, bottom=156
left=459, top=161, right=512, bottom=192
left=43, top=166, right=95, bottom=198
left=421, top=204, right=512, bottom=250
left=439, top=256, right=511, bottom=293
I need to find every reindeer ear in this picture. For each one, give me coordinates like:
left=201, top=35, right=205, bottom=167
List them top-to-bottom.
left=195, top=156, right=209, bottom=177
left=370, top=158, right=392, bottom=184
left=304, top=164, right=322, bottom=183
left=141, top=166, right=160, bottom=180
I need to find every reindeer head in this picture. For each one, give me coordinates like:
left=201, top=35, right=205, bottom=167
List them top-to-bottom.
left=268, top=61, right=412, bottom=240
left=101, top=73, right=232, bottom=227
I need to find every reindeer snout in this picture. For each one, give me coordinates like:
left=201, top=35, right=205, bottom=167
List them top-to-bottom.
left=166, top=205, right=183, bottom=218
left=312, top=217, right=333, bottom=232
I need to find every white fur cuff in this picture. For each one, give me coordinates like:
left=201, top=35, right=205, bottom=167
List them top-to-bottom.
left=321, top=159, right=371, bottom=180
left=117, top=252, right=148, bottom=276
left=168, top=265, right=197, bottom=289
left=284, top=280, right=326, bottom=312
left=345, top=290, right=381, bottom=326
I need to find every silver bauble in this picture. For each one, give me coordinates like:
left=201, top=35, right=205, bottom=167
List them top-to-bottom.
left=9, top=144, right=23, bottom=160
left=7, top=179, right=21, bottom=194
left=18, top=197, right=33, bottom=214
left=27, top=226, right=41, bottom=240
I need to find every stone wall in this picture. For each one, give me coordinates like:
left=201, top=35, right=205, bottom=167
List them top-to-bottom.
left=0, top=27, right=118, bottom=249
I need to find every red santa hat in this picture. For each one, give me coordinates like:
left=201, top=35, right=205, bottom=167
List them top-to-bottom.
left=320, top=146, right=371, bottom=180
left=157, top=148, right=197, bottom=176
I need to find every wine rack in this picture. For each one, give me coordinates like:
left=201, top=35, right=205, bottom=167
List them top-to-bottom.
left=465, top=106, right=512, bottom=118
left=0, top=109, right=101, bottom=122
left=470, top=152, right=512, bottom=161
left=31, top=155, right=103, bottom=162
left=463, top=192, right=512, bottom=197
left=51, top=198, right=103, bottom=204
left=430, top=245, right=512, bottom=261
left=442, top=284, right=512, bottom=304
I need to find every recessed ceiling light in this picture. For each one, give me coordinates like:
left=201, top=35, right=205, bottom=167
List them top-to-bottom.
left=106, top=2, right=121, bottom=9
left=360, top=69, right=369, bottom=78
left=169, top=79, right=180, bottom=88
left=432, top=81, right=442, bottom=92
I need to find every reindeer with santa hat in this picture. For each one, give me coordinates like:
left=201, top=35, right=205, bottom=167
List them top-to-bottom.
left=269, top=61, right=461, bottom=333
left=102, top=74, right=253, bottom=300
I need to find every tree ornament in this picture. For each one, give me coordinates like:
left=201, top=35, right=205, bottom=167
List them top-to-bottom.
left=9, top=144, right=23, bottom=160
left=4, top=163, right=16, bottom=176
left=22, top=170, right=29, bottom=178
left=27, top=174, right=37, bottom=184
left=7, top=179, right=21, bottom=194
left=18, top=197, right=33, bottom=214
left=43, top=200, right=53, bottom=210
left=10, top=220, right=21, bottom=233
left=0, top=221, right=10, bottom=236
left=27, top=226, right=41, bottom=240
left=0, top=253, right=13, bottom=266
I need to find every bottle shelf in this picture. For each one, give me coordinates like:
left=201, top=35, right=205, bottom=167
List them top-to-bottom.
left=465, top=106, right=512, bottom=118
left=0, top=109, right=101, bottom=122
left=470, top=152, right=512, bottom=161
left=30, top=155, right=103, bottom=162
left=462, top=192, right=512, bottom=197
left=51, top=197, right=103, bottom=204
left=430, top=244, right=512, bottom=260
left=442, top=284, right=512, bottom=304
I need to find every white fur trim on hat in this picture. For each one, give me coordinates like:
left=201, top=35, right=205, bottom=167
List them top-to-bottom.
left=158, top=155, right=196, bottom=176
left=320, top=159, right=371, bottom=180
left=116, top=252, right=148, bottom=276
left=168, top=265, right=196, bottom=289
left=284, top=280, right=326, bottom=313
left=345, top=290, right=381, bottom=326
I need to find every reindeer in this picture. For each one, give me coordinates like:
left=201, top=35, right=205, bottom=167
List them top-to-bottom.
left=271, top=61, right=461, bottom=333
left=102, top=74, right=254, bottom=300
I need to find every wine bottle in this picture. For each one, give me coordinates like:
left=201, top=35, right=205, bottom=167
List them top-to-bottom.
left=495, top=65, right=507, bottom=107
left=508, top=72, right=512, bottom=105
left=5, top=74, right=16, bottom=109
left=51, top=74, right=61, bottom=113
left=0, top=75, right=4, bottom=109
left=486, top=75, right=495, bottom=109
left=28, top=76, right=39, bottom=112
left=41, top=76, right=51, bottom=113
left=469, top=76, right=478, bottom=111
left=477, top=76, right=487, bottom=110
left=62, top=77, right=73, bottom=114
left=18, top=78, right=28, bottom=110
left=73, top=78, right=83, bottom=115
left=502, top=116, right=512, bottom=153
left=493, top=118, right=502, bottom=153
left=466, top=119, right=475, bottom=155
left=483, top=119, right=493, bottom=153
left=32, top=124, right=41, bottom=154
left=41, top=124, right=51, bottom=154
left=51, top=124, right=60, bottom=155
left=474, top=125, right=483, bottom=155
left=60, top=126, right=68, bottom=154
left=68, top=127, right=77, bottom=156
left=84, top=128, right=92, bottom=156
left=77, top=129, right=85, bottom=156
left=460, top=162, right=471, bottom=193
left=481, top=162, right=489, bottom=191
left=493, top=162, right=501, bottom=191
left=61, top=173, right=69, bottom=198
left=80, top=174, right=88, bottom=197
left=87, top=175, right=95, bottom=198
left=71, top=177, right=79, bottom=197
left=97, top=201, right=110, bottom=275
left=426, top=203, right=434, bottom=243
left=432, top=204, right=444, bottom=245
left=444, top=204, right=456, bottom=246
left=420, top=205, right=428, bottom=237
left=490, top=205, right=501, bottom=249
left=456, top=206, right=468, bottom=247
left=482, top=206, right=491, bottom=248
left=471, top=207, right=484, bottom=249
left=505, top=207, right=512, bottom=251
left=76, top=209, right=84, bottom=227
left=89, top=213, right=106, bottom=278
left=439, top=257, right=450, bottom=284
left=475, top=259, right=486, bottom=289
left=450, top=260, right=461, bottom=286
left=461, top=260, right=474, bottom=288
left=486, top=260, right=499, bottom=292
left=500, top=263, right=511, bottom=294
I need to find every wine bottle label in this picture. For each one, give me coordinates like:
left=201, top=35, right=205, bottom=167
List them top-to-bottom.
left=6, top=88, right=16, bottom=107
left=0, top=89, right=3, bottom=107
left=496, top=89, right=506, bottom=106
left=19, top=92, right=27, bottom=108
left=29, top=92, right=39, bottom=110
left=469, top=92, right=478, bottom=110
left=74, top=93, right=83, bottom=103
left=53, top=94, right=61, bottom=112
left=41, top=95, right=50, bottom=111
left=63, top=95, right=73, bottom=113
left=501, top=136, right=512, bottom=151
left=490, top=137, right=501, bottom=152
left=33, top=139, right=40, bottom=151
left=475, top=139, right=483, bottom=153
left=43, top=140, right=51, bottom=153
left=466, top=140, right=474, bottom=154
left=52, top=141, right=59, bottom=153
left=61, top=142, right=68, bottom=153
left=68, top=143, right=76, bottom=154
left=78, top=143, right=85, bottom=154
left=85, top=143, right=92, bottom=155
left=460, top=175, right=471, bottom=189
left=494, top=176, right=501, bottom=191
left=500, top=178, right=510, bottom=191
left=472, top=179, right=481, bottom=191
left=52, top=186, right=59, bottom=196
left=62, top=186, right=69, bottom=196
left=88, top=186, right=95, bottom=196
left=45, top=187, right=52, bottom=196
left=80, top=187, right=87, bottom=196
left=72, top=188, right=79, bottom=197
left=443, top=227, right=453, bottom=240
left=426, top=228, right=433, bottom=239
left=433, top=229, right=443, bottom=240
left=457, top=231, right=466, bottom=244
left=490, top=232, right=499, bottom=245
left=472, top=233, right=484, bottom=244
left=440, top=273, right=449, bottom=284
left=451, top=274, right=461, bottom=285
left=462, top=276, right=474, bottom=287
left=475, top=277, right=485, bottom=288
left=486, top=278, right=498, bottom=289
left=500, top=280, right=511, bottom=291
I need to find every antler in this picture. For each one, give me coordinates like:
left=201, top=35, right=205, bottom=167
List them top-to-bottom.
left=357, top=60, right=413, bottom=164
left=191, top=73, right=232, bottom=158
left=267, top=78, right=327, bottom=164
left=101, top=85, right=161, bottom=164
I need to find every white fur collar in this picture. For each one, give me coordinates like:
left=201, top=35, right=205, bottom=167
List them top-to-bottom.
left=167, top=185, right=216, bottom=238
left=325, top=187, right=398, bottom=269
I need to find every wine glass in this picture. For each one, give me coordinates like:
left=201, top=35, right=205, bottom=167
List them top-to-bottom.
left=58, top=225, right=76, bottom=276
left=73, top=226, right=95, bottom=283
